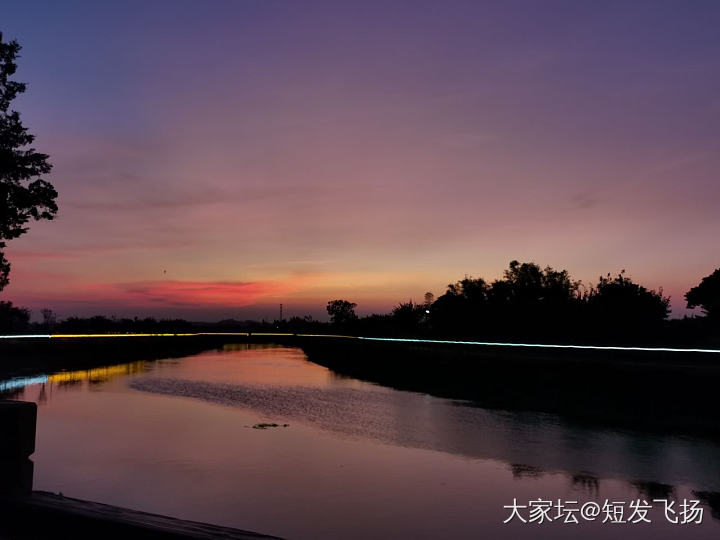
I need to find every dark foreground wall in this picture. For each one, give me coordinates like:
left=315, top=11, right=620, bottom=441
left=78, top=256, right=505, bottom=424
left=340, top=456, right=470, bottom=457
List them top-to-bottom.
left=0, top=491, right=283, bottom=540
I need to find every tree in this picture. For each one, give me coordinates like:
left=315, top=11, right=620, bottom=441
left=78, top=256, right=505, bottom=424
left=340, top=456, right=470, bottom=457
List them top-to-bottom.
left=1, top=33, right=58, bottom=290
left=485, top=260, right=581, bottom=338
left=499, top=260, right=579, bottom=306
left=685, top=268, right=720, bottom=319
left=587, top=271, right=669, bottom=332
left=430, top=276, right=490, bottom=336
left=326, top=299, right=357, bottom=326
left=0, top=300, right=29, bottom=333
left=391, top=300, right=426, bottom=335
left=40, top=307, right=57, bottom=330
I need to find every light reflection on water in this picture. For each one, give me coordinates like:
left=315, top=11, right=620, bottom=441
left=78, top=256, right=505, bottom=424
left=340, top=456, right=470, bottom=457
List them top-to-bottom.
left=3, top=344, right=720, bottom=540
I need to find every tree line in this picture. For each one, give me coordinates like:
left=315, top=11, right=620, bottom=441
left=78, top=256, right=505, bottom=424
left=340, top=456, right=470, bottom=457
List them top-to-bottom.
left=2, top=261, right=716, bottom=346
left=325, top=261, right=719, bottom=345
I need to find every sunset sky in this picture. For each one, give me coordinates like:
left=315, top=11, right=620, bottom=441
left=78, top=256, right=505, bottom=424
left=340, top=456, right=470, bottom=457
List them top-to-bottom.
left=2, top=0, right=719, bottom=320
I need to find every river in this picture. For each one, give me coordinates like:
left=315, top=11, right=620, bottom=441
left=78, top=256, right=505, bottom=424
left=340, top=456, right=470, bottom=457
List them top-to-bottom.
left=3, top=343, right=720, bottom=539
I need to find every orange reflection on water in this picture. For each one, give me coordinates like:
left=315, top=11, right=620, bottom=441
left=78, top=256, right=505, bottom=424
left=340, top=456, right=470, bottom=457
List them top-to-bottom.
left=149, top=346, right=344, bottom=387
left=47, top=362, right=147, bottom=385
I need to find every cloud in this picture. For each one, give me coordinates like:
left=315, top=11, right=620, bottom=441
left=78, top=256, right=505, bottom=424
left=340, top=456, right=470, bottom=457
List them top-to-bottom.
left=569, top=192, right=599, bottom=211
left=4, top=277, right=309, bottom=313
left=57, top=278, right=309, bottom=309
left=117, top=280, right=294, bottom=307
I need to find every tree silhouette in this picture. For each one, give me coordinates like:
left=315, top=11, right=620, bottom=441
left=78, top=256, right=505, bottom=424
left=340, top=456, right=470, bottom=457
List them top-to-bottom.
left=0, top=33, right=58, bottom=290
left=492, top=260, right=581, bottom=337
left=496, top=261, right=579, bottom=307
left=429, top=262, right=581, bottom=338
left=685, top=268, right=720, bottom=320
left=587, top=271, right=669, bottom=333
left=430, top=276, right=490, bottom=336
left=326, top=299, right=357, bottom=326
left=0, top=300, right=29, bottom=333
left=391, top=300, right=426, bottom=335
left=40, top=307, right=57, bottom=330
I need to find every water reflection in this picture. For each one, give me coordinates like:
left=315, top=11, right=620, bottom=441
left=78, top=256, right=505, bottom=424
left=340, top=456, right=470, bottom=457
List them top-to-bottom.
left=0, top=362, right=147, bottom=395
left=1, top=362, right=147, bottom=403
left=47, top=362, right=146, bottom=385
left=0, top=375, right=49, bottom=393
left=127, top=376, right=720, bottom=495
left=572, top=474, right=600, bottom=497
left=633, top=481, right=676, bottom=500
left=695, top=492, right=720, bottom=520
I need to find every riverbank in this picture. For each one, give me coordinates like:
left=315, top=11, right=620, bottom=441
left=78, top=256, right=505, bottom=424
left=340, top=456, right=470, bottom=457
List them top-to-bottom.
left=300, top=337, right=720, bottom=439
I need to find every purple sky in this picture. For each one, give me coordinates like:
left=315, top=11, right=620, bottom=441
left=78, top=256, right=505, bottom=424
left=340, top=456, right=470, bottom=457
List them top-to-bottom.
left=2, top=0, right=719, bottom=320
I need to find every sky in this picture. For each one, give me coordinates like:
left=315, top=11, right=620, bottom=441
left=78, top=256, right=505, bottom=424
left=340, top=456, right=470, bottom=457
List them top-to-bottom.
left=1, top=0, right=719, bottom=321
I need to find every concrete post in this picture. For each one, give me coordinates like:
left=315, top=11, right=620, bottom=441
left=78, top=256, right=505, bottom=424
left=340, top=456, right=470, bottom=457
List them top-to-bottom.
left=0, top=400, right=36, bottom=497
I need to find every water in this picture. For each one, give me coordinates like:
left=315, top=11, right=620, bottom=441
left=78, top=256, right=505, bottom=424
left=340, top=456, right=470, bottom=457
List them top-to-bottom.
left=4, top=344, right=720, bottom=539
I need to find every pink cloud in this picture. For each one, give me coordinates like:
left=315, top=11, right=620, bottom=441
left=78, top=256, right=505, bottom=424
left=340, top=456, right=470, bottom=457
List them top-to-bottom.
left=4, top=278, right=309, bottom=314
left=116, top=280, right=295, bottom=307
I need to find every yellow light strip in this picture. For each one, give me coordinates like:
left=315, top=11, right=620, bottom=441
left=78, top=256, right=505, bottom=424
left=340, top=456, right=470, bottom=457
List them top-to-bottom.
left=50, top=332, right=287, bottom=338
left=197, top=332, right=250, bottom=336
left=51, top=333, right=198, bottom=338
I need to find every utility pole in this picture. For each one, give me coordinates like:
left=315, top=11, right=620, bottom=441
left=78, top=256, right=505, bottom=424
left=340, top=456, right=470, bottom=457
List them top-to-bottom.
left=279, top=303, right=283, bottom=322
